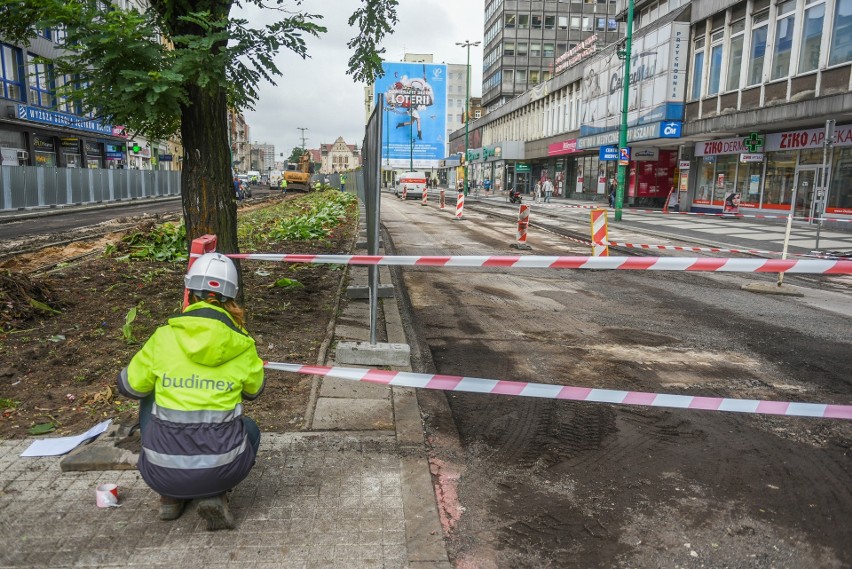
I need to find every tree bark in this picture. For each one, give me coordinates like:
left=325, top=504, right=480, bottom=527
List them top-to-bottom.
left=179, top=85, right=239, bottom=255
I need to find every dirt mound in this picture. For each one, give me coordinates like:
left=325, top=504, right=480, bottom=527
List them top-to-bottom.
left=0, top=270, right=62, bottom=330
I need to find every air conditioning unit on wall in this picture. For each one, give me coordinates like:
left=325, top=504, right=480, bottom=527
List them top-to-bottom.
left=17, top=150, right=29, bottom=160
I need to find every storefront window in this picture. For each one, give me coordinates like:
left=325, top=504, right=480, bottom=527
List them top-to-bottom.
left=828, top=0, right=852, bottom=66
left=798, top=3, right=825, bottom=74
left=32, top=135, right=56, bottom=167
left=827, top=146, right=852, bottom=213
left=798, top=148, right=824, bottom=165
left=764, top=152, right=796, bottom=208
left=713, top=155, right=738, bottom=205
left=694, top=156, right=716, bottom=204
left=736, top=162, right=763, bottom=206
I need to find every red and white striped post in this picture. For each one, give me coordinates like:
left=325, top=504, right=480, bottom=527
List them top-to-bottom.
left=421, top=187, right=427, bottom=206
left=455, top=192, right=464, bottom=220
left=511, top=204, right=532, bottom=250
left=517, top=204, right=530, bottom=243
left=590, top=209, right=609, bottom=257
left=184, top=234, right=218, bottom=308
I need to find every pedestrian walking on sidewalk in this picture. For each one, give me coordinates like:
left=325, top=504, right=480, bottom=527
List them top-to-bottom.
left=543, top=177, right=553, bottom=203
left=608, top=178, right=617, bottom=208
left=534, top=180, right=542, bottom=204
left=118, top=252, right=264, bottom=531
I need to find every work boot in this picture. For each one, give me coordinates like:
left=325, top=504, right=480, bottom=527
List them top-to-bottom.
left=196, top=493, right=235, bottom=531
left=159, top=495, right=186, bottom=521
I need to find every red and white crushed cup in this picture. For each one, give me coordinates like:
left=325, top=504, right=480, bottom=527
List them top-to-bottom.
left=95, top=483, right=119, bottom=508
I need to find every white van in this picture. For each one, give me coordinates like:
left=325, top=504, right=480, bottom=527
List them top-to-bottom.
left=396, top=171, right=427, bottom=200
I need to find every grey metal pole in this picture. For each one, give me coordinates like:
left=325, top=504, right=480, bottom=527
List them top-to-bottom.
left=815, top=119, right=835, bottom=251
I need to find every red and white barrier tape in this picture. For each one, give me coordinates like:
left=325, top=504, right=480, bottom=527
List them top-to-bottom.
left=625, top=209, right=852, bottom=223
left=600, top=241, right=812, bottom=257
left=226, top=253, right=852, bottom=274
left=265, top=362, right=852, bottom=420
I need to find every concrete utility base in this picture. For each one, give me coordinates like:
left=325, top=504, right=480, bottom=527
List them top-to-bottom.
left=356, top=240, right=383, bottom=248
left=511, top=242, right=532, bottom=250
left=741, top=282, right=805, bottom=297
left=346, top=284, right=395, bottom=299
left=335, top=341, right=411, bottom=366
left=59, top=422, right=139, bottom=471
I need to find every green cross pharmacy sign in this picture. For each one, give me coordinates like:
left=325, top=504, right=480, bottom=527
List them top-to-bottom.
left=743, top=132, right=764, bottom=152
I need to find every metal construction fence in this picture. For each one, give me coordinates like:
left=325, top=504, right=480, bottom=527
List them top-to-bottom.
left=0, top=165, right=181, bottom=210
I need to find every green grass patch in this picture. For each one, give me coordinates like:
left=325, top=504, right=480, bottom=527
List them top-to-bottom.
left=238, top=190, right=357, bottom=248
left=119, top=222, right=188, bottom=262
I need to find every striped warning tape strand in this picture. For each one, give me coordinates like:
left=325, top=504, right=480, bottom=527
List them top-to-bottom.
left=598, top=241, right=834, bottom=258
left=224, top=253, right=852, bottom=274
left=264, top=362, right=852, bottom=420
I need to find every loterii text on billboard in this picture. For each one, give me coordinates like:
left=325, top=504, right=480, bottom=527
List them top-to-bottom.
left=375, top=62, right=447, bottom=169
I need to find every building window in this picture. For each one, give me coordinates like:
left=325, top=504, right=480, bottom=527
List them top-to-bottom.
left=771, top=0, right=796, bottom=80
left=829, top=0, right=852, bottom=65
left=798, top=2, right=824, bottom=73
left=748, top=10, right=769, bottom=85
left=505, top=14, right=516, bottom=28
left=518, top=14, right=529, bottom=28
left=532, top=15, right=542, bottom=29
left=545, top=15, right=555, bottom=29
left=558, top=16, right=568, bottom=30
left=583, top=17, right=593, bottom=31
left=726, top=19, right=745, bottom=91
left=707, top=29, right=724, bottom=96
left=690, top=37, right=704, bottom=100
left=505, top=42, right=515, bottom=56
left=517, top=42, right=528, bottom=56
left=530, top=43, right=541, bottom=57
left=543, top=43, right=555, bottom=57
left=0, top=44, right=25, bottom=101
left=28, top=57, right=54, bottom=108
left=516, top=69, right=527, bottom=88
left=530, top=69, right=540, bottom=84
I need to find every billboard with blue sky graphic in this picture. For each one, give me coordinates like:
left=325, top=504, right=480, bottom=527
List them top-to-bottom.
left=375, top=62, right=447, bottom=169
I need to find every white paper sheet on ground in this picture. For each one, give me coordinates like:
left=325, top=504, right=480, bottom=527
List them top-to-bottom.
left=20, top=419, right=112, bottom=457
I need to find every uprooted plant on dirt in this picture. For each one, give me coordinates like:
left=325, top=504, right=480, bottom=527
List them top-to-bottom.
left=0, top=191, right=359, bottom=439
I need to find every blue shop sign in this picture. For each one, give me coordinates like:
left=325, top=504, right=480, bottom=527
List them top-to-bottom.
left=17, top=104, right=114, bottom=135
left=660, top=121, right=682, bottom=138
left=599, top=146, right=619, bottom=161
left=158, top=154, right=173, bottom=162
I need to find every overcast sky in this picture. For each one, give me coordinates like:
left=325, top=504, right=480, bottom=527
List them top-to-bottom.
left=237, top=0, right=485, bottom=159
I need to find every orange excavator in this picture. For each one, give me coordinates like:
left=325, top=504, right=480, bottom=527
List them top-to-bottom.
left=283, top=151, right=312, bottom=191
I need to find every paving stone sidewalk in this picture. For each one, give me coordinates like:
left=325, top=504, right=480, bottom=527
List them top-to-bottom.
left=0, top=201, right=450, bottom=569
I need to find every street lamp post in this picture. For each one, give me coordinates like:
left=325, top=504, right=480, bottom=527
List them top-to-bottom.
left=615, top=0, right=635, bottom=222
left=457, top=40, right=480, bottom=197
left=409, top=108, right=414, bottom=171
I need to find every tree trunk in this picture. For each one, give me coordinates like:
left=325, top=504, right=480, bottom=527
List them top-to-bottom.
left=179, top=85, right=238, bottom=254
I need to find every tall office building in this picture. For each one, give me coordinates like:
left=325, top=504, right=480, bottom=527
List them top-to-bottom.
left=482, top=0, right=621, bottom=111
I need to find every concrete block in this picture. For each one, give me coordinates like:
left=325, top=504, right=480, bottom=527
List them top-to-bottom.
left=356, top=240, right=383, bottom=249
left=741, top=282, right=804, bottom=296
left=345, top=284, right=395, bottom=299
left=335, top=341, right=411, bottom=367
left=320, top=376, right=392, bottom=399
left=311, top=397, right=394, bottom=430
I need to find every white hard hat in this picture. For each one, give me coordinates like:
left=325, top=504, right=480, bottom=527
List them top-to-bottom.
left=185, top=253, right=239, bottom=300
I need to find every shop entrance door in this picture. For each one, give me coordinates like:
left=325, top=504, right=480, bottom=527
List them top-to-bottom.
left=793, top=167, right=821, bottom=220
